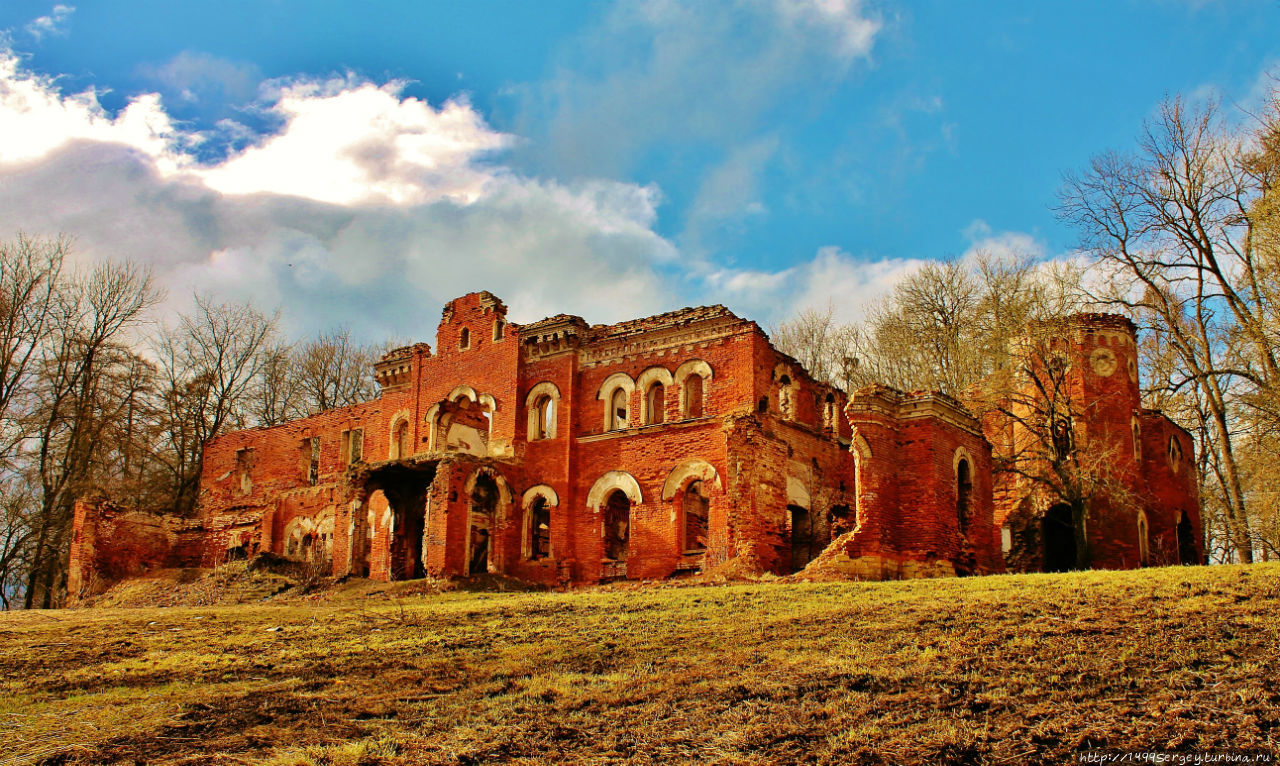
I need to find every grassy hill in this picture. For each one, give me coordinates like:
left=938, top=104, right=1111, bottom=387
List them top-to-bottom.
left=2, top=563, right=1278, bottom=765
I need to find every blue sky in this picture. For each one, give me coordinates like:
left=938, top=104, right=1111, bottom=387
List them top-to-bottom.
left=0, top=1, right=1276, bottom=339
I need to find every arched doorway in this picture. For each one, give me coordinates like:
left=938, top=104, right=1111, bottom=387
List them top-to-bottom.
left=468, top=473, right=500, bottom=575
left=682, top=480, right=709, bottom=552
left=603, top=490, right=631, bottom=578
left=603, top=490, right=631, bottom=561
left=1043, top=503, right=1077, bottom=572
left=789, top=504, right=813, bottom=573
left=1177, top=510, right=1197, bottom=565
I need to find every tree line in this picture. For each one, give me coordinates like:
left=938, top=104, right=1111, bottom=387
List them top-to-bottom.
left=773, top=88, right=1280, bottom=566
left=0, top=237, right=387, bottom=608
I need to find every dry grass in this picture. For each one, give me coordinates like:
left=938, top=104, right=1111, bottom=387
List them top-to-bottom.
left=1, top=563, right=1278, bottom=765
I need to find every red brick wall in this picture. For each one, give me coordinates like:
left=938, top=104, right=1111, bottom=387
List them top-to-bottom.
left=87, top=298, right=1200, bottom=591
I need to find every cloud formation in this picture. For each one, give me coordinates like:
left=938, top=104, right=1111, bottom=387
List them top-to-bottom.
left=24, top=4, right=73, bottom=42
left=0, top=42, right=927, bottom=346
left=0, top=53, right=676, bottom=337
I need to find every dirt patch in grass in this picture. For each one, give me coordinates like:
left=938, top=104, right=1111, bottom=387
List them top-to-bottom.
left=2, top=563, right=1278, bottom=765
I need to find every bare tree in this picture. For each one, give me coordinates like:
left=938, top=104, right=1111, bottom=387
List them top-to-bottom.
left=1058, top=95, right=1276, bottom=563
left=23, top=262, right=160, bottom=607
left=154, top=296, right=277, bottom=515
left=769, top=302, right=865, bottom=387
left=291, top=328, right=380, bottom=415
left=248, top=341, right=302, bottom=427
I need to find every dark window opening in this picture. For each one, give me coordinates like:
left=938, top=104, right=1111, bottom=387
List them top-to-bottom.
left=493, top=319, right=504, bottom=341
left=459, top=327, right=470, bottom=350
left=684, top=374, right=704, bottom=418
left=646, top=382, right=665, bottom=425
left=757, top=396, right=769, bottom=414
left=1051, top=418, right=1074, bottom=459
left=342, top=429, right=364, bottom=465
left=302, top=437, right=320, bottom=486
left=235, top=448, right=253, bottom=495
left=956, top=459, right=972, bottom=535
left=683, top=480, right=709, bottom=552
left=603, top=490, right=631, bottom=561
left=529, top=497, right=551, bottom=560
left=1043, top=503, right=1077, bottom=572
left=789, top=504, right=814, bottom=573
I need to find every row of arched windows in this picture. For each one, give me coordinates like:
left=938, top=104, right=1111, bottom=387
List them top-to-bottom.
left=600, top=360, right=713, bottom=433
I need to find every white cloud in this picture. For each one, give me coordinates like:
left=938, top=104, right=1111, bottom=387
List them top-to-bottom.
left=771, top=0, right=881, bottom=63
left=24, top=4, right=73, bottom=42
left=0, top=48, right=935, bottom=345
left=0, top=53, right=682, bottom=337
left=0, top=53, right=183, bottom=171
left=196, top=80, right=512, bottom=206
left=961, top=219, right=1047, bottom=262
left=706, top=246, right=926, bottom=325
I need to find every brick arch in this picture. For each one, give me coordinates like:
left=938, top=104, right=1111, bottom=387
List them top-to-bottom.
left=673, top=359, right=714, bottom=386
left=636, top=366, right=674, bottom=425
left=597, top=372, right=636, bottom=431
left=448, top=385, right=478, bottom=403
left=423, top=404, right=441, bottom=451
left=387, top=409, right=413, bottom=459
left=952, top=446, right=975, bottom=480
left=661, top=459, right=722, bottom=501
left=464, top=466, right=515, bottom=516
left=586, top=470, right=643, bottom=511
left=522, top=483, right=559, bottom=509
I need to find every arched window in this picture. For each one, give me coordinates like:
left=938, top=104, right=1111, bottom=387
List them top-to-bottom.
left=493, top=319, right=505, bottom=341
left=459, top=327, right=470, bottom=350
left=684, top=374, right=704, bottom=418
left=778, top=375, right=794, bottom=419
left=645, top=382, right=665, bottom=425
left=610, top=387, right=628, bottom=431
left=533, top=395, right=554, bottom=440
left=1131, top=416, right=1142, bottom=461
left=392, top=419, right=410, bottom=459
left=956, top=459, right=972, bottom=535
left=468, top=473, right=499, bottom=575
left=682, top=480, right=709, bottom=552
left=528, top=497, right=551, bottom=561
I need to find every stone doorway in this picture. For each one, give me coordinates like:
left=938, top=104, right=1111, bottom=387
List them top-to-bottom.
left=1042, top=503, right=1077, bottom=572
left=789, top=504, right=814, bottom=573
left=1177, top=510, right=1197, bottom=565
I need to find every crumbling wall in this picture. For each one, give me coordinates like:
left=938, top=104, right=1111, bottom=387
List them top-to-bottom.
left=803, top=386, right=1003, bottom=581
left=68, top=498, right=203, bottom=602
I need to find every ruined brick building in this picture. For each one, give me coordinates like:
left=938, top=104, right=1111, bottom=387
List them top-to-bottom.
left=68, top=293, right=1202, bottom=595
